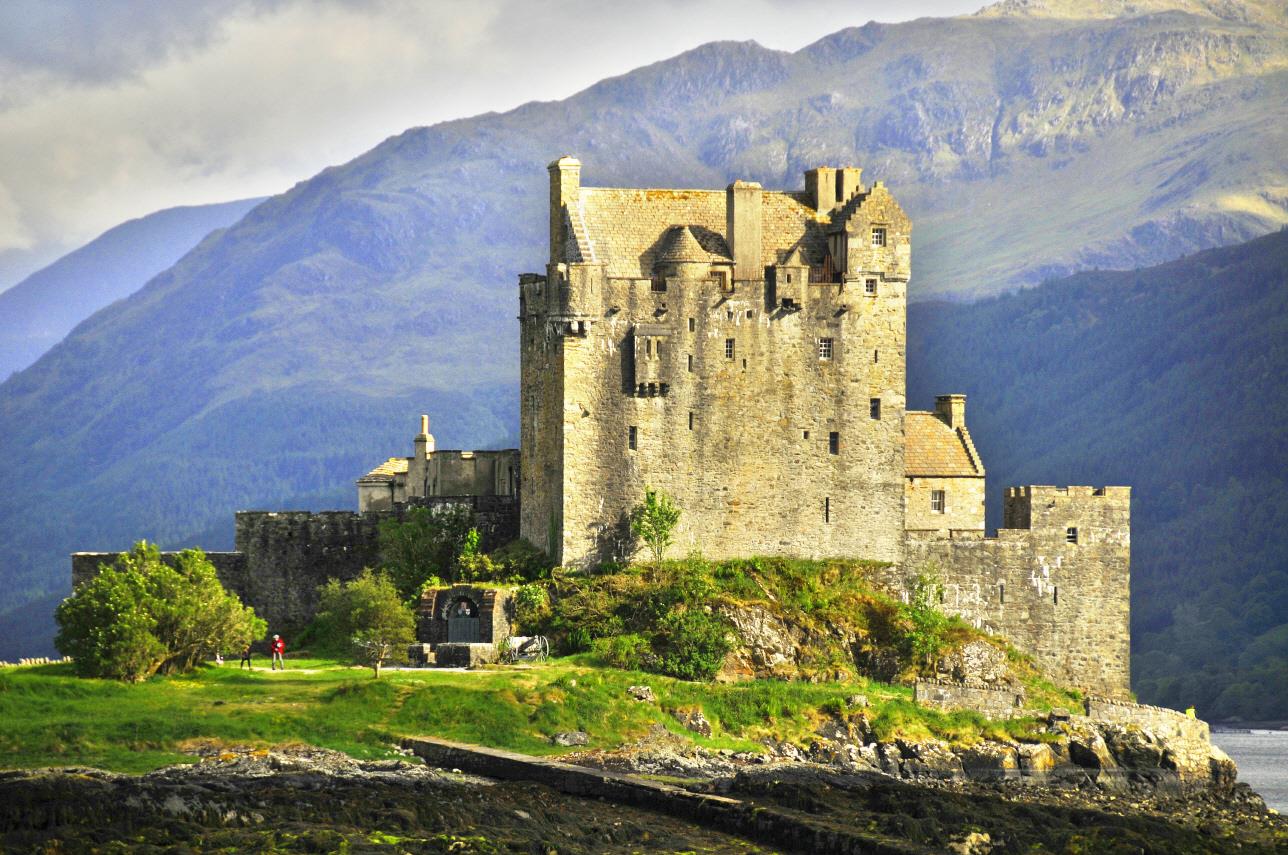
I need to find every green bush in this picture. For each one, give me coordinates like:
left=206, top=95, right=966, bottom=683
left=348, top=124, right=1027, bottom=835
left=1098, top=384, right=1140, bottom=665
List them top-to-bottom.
left=378, top=505, right=473, bottom=597
left=55, top=541, right=266, bottom=682
left=654, top=607, right=733, bottom=682
left=591, top=633, right=652, bottom=670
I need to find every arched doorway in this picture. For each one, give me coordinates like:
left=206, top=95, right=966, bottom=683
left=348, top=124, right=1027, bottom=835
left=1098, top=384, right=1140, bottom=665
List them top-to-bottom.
left=446, top=596, right=481, bottom=643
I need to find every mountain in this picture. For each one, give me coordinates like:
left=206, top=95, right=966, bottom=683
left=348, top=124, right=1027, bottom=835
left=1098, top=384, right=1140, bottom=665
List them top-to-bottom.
left=1, top=1, right=1286, bottom=661
left=0, top=199, right=266, bottom=381
left=908, top=227, right=1288, bottom=720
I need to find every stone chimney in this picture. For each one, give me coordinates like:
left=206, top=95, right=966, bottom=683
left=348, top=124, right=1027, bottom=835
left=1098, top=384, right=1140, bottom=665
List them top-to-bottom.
left=548, top=156, right=581, bottom=264
left=805, top=167, right=837, bottom=213
left=836, top=167, right=863, bottom=204
left=726, top=180, right=763, bottom=282
left=935, top=394, right=966, bottom=429
left=414, top=414, right=436, bottom=458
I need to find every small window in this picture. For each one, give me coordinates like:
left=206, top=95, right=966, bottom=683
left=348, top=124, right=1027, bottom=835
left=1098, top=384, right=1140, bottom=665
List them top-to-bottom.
left=871, top=227, right=886, bottom=247
left=786, top=272, right=793, bottom=284
left=651, top=276, right=667, bottom=293
left=865, top=278, right=877, bottom=295
left=726, top=309, right=734, bottom=321
left=746, top=309, right=754, bottom=319
left=688, top=317, right=695, bottom=332
left=818, top=338, right=833, bottom=361
left=645, top=339, right=652, bottom=357
left=725, top=339, right=735, bottom=359
left=873, top=350, right=879, bottom=363
left=687, top=354, right=693, bottom=372
left=741, top=358, right=747, bottom=369
left=870, top=398, right=881, bottom=420
left=688, top=412, right=694, bottom=431
left=628, top=426, right=637, bottom=450
left=803, top=430, right=810, bottom=439
left=828, top=432, right=839, bottom=454
left=931, top=490, right=945, bottom=513
left=824, top=497, right=831, bottom=524
left=1066, top=527, right=1078, bottom=544
left=999, top=583, right=1006, bottom=604
left=1053, top=586, right=1059, bottom=605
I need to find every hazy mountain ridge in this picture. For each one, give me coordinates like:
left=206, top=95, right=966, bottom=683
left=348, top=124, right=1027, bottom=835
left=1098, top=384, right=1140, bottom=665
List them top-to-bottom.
left=1, top=4, right=1286, bottom=664
left=0, top=198, right=265, bottom=380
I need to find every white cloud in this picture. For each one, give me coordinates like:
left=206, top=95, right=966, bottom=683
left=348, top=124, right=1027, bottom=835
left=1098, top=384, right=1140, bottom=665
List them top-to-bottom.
left=0, top=0, right=982, bottom=283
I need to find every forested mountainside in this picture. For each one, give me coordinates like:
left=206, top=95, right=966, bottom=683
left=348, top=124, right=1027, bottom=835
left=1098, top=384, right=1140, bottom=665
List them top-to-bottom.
left=1, top=2, right=1285, bottom=666
left=0, top=199, right=264, bottom=380
left=909, top=228, right=1288, bottom=721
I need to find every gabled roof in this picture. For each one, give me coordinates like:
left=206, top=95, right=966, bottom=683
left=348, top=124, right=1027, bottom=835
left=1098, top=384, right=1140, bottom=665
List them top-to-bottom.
left=575, top=187, right=829, bottom=278
left=905, top=412, right=985, bottom=477
left=358, top=457, right=409, bottom=482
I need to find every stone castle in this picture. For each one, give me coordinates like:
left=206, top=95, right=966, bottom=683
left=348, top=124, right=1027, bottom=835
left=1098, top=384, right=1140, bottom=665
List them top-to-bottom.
left=74, top=159, right=1131, bottom=696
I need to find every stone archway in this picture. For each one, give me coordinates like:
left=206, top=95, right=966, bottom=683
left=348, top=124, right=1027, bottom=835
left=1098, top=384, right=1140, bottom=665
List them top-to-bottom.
left=445, top=595, right=481, bottom=643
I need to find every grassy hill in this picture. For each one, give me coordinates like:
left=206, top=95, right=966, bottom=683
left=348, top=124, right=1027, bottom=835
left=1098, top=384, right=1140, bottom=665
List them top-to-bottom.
left=1, top=1, right=1286, bottom=674
left=0, top=198, right=265, bottom=381
left=908, top=227, right=1288, bottom=721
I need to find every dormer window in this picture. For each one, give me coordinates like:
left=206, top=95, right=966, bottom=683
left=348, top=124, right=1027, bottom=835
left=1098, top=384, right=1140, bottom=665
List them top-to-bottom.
left=871, top=227, right=887, bottom=248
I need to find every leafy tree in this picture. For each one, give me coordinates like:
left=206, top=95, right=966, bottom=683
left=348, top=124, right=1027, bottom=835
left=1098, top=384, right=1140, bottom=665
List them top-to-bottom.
left=629, top=486, right=682, bottom=563
left=377, top=505, right=473, bottom=598
left=55, top=541, right=265, bottom=682
left=900, top=567, right=951, bottom=672
left=316, top=570, right=415, bottom=678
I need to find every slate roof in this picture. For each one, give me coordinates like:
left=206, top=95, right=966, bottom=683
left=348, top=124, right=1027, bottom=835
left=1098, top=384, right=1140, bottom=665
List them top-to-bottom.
left=572, top=187, right=830, bottom=278
left=905, top=412, right=985, bottom=477
left=358, top=457, right=409, bottom=482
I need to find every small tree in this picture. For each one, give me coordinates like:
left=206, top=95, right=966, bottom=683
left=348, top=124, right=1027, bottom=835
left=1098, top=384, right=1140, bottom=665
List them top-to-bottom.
left=629, top=486, right=682, bottom=563
left=378, top=505, right=474, bottom=598
left=55, top=541, right=265, bottom=681
left=902, top=567, right=951, bottom=672
left=316, top=570, right=415, bottom=678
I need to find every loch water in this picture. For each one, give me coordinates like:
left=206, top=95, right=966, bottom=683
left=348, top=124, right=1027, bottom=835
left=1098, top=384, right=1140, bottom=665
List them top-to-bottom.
left=1212, top=729, right=1288, bottom=812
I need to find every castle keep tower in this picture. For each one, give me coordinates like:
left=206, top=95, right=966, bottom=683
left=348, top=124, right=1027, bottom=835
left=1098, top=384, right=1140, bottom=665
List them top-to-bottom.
left=520, top=158, right=911, bottom=566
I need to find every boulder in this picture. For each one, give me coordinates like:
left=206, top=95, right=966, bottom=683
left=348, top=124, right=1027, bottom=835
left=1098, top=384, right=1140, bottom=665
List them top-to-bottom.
left=626, top=685, right=655, bottom=702
left=673, top=709, right=712, bottom=737
left=552, top=731, right=589, bottom=747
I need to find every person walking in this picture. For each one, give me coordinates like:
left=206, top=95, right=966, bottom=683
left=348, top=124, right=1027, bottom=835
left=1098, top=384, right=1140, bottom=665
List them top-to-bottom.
left=270, top=634, right=286, bottom=671
left=239, top=644, right=253, bottom=670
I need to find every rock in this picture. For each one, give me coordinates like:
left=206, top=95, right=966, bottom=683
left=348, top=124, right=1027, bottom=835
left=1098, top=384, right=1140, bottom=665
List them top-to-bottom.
left=718, top=605, right=803, bottom=679
left=936, top=640, right=1010, bottom=685
left=627, top=685, right=655, bottom=702
left=846, top=694, right=869, bottom=708
left=1048, top=707, right=1072, bottom=723
left=673, top=708, right=712, bottom=737
left=552, top=731, right=589, bottom=747
left=1068, top=731, right=1117, bottom=773
left=896, top=739, right=964, bottom=780
left=958, top=743, right=1020, bottom=781
left=1017, top=743, right=1057, bottom=774
left=948, top=831, right=993, bottom=854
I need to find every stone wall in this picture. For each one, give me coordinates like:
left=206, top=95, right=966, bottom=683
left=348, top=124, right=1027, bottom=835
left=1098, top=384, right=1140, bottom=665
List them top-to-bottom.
left=905, top=475, right=985, bottom=534
left=878, top=485, right=1131, bottom=696
left=70, top=496, right=518, bottom=634
left=417, top=585, right=514, bottom=647
left=914, top=679, right=1027, bottom=719
left=1084, top=696, right=1210, bottom=743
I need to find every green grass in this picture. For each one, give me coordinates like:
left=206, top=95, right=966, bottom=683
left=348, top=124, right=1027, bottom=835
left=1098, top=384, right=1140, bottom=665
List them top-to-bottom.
left=0, top=657, right=1057, bottom=774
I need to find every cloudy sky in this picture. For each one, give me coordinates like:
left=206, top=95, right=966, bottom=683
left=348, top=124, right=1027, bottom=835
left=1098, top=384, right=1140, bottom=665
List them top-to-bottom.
left=0, top=0, right=982, bottom=289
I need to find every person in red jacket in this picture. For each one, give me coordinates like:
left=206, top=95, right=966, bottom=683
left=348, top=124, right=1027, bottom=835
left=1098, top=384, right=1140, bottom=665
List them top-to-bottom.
left=270, top=634, right=286, bottom=670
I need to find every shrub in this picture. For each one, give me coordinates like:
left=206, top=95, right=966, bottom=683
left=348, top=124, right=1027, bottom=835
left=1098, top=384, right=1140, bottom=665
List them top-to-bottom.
left=378, top=505, right=473, bottom=597
left=55, top=541, right=265, bottom=682
left=900, top=568, right=952, bottom=673
left=315, top=570, right=416, bottom=678
left=654, top=607, right=733, bottom=681
left=591, top=634, right=652, bottom=670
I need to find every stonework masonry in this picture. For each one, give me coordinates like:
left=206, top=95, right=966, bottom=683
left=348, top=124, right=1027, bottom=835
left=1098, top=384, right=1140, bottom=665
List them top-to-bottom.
left=72, top=497, right=517, bottom=634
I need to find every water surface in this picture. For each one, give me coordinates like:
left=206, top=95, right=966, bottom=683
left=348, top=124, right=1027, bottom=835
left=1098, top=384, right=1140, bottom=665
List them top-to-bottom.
left=1212, top=730, right=1288, bottom=812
